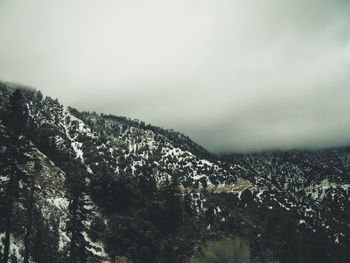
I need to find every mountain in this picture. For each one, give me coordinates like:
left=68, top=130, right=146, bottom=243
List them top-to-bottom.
left=0, top=82, right=349, bottom=263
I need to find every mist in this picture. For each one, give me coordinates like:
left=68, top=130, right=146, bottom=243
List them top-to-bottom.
left=1, top=0, right=350, bottom=153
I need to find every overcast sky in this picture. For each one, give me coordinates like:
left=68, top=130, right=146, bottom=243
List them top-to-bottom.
left=1, top=0, right=350, bottom=153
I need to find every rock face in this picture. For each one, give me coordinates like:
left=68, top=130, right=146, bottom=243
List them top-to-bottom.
left=0, top=82, right=349, bottom=263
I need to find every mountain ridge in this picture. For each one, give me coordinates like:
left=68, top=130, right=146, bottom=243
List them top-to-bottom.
left=0, top=82, right=349, bottom=263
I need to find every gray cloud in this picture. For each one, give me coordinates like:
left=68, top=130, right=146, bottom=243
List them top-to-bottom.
left=1, top=0, right=350, bottom=153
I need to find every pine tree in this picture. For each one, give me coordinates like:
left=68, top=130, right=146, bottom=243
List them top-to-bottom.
left=0, top=89, right=30, bottom=263
left=4, top=89, right=28, bottom=134
left=1, top=142, right=28, bottom=263
left=23, top=160, right=41, bottom=263
left=65, top=163, right=88, bottom=263
left=159, top=175, right=184, bottom=235
left=184, top=190, right=196, bottom=218
left=31, top=209, right=60, bottom=263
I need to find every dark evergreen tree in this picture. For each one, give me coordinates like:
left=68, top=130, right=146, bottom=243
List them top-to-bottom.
left=0, top=89, right=30, bottom=263
left=4, top=89, right=29, bottom=134
left=23, top=160, right=41, bottom=263
left=65, top=163, right=89, bottom=263
left=158, top=175, right=184, bottom=235
left=184, top=190, right=196, bottom=218
left=31, top=209, right=60, bottom=263
left=104, top=215, right=159, bottom=263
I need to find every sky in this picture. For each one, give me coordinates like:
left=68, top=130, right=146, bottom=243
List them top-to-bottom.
left=1, top=0, right=350, bottom=153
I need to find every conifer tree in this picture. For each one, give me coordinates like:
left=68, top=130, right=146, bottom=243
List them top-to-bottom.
left=0, top=89, right=30, bottom=263
left=5, top=89, right=28, bottom=134
left=23, top=160, right=41, bottom=263
left=65, top=163, right=89, bottom=263
left=159, top=175, right=184, bottom=235
left=184, top=190, right=196, bottom=218
left=31, top=209, right=60, bottom=263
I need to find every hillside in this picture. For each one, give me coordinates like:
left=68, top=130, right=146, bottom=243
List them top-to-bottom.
left=0, top=82, right=349, bottom=263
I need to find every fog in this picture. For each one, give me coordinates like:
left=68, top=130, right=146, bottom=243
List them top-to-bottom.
left=1, top=0, right=350, bottom=152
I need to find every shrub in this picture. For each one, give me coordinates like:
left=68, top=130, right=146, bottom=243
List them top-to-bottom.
left=188, top=237, right=251, bottom=263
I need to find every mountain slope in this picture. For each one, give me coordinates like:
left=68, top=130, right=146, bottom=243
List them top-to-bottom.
left=0, top=82, right=349, bottom=263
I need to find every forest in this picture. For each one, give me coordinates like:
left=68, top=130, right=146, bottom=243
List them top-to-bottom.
left=0, top=84, right=349, bottom=262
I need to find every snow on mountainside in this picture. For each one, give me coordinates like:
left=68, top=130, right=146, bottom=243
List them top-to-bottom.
left=0, top=82, right=349, bottom=262
left=224, top=151, right=350, bottom=247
